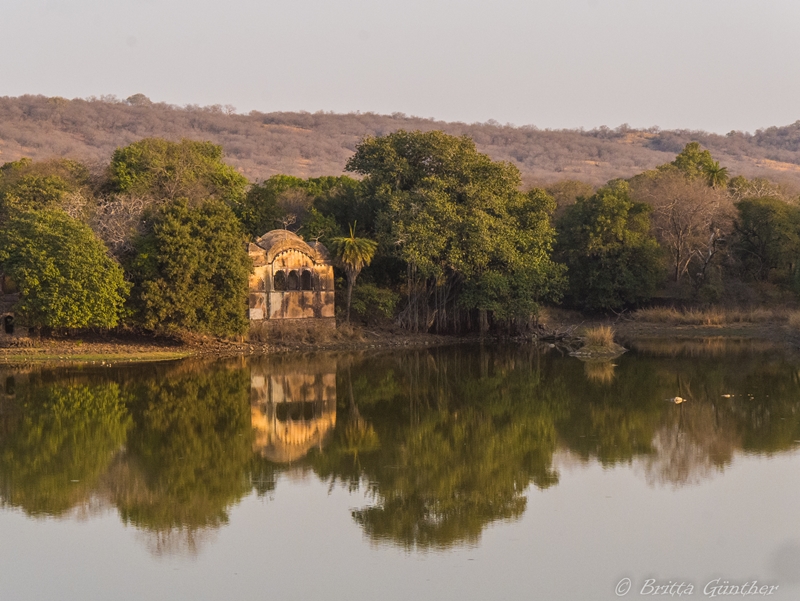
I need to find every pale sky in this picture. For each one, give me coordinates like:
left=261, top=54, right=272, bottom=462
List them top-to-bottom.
left=2, top=0, right=799, bottom=133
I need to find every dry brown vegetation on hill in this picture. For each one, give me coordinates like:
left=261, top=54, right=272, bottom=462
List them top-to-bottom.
left=3, top=94, right=800, bottom=189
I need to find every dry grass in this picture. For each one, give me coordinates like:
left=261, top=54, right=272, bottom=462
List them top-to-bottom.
left=632, top=307, right=792, bottom=325
left=582, top=325, right=616, bottom=348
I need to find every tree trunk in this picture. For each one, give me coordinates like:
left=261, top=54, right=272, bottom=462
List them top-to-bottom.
left=346, top=276, right=354, bottom=323
left=479, top=309, right=489, bottom=336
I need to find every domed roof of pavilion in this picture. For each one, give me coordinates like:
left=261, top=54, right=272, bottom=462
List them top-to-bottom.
left=253, top=229, right=331, bottom=263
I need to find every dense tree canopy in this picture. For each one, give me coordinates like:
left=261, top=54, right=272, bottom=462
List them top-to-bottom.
left=346, top=130, right=564, bottom=331
left=3, top=133, right=800, bottom=337
left=107, top=138, right=248, bottom=207
left=0, top=158, right=93, bottom=218
left=557, top=181, right=662, bottom=311
left=733, top=196, right=800, bottom=283
left=126, top=199, right=250, bottom=336
left=0, top=208, right=128, bottom=328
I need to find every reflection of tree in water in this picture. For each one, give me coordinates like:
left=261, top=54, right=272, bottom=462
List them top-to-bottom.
left=1, top=344, right=800, bottom=553
left=309, top=348, right=562, bottom=550
left=628, top=348, right=800, bottom=487
left=106, top=363, right=253, bottom=554
left=0, top=380, right=131, bottom=516
left=641, top=403, right=740, bottom=488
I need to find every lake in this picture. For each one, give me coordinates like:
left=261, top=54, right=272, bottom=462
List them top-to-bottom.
left=1, top=340, right=799, bottom=600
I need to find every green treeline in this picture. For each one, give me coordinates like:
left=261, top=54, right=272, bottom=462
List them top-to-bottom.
left=3, top=134, right=800, bottom=336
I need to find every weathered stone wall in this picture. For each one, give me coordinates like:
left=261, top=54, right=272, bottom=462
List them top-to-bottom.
left=247, top=230, right=336, bottom=326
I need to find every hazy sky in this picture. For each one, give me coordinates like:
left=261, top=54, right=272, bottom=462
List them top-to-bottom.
left=3, top=0, right=799, bottom=133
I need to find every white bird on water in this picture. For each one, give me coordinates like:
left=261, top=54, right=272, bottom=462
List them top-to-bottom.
left=667, top=396, right=687, bottom=404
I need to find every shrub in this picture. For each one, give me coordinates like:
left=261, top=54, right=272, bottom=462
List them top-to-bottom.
left=127, top=199, right=250, bottom=337
left=0, top=208, right=128, bottom=328
left=348, top=282, right=400, bottom=323
left=582, top=325, right=616, bottom=348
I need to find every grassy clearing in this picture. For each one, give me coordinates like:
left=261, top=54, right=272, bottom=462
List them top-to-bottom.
left=632, top=306, right=793, bottom=325
left=582, top=325, right=616, bottom=348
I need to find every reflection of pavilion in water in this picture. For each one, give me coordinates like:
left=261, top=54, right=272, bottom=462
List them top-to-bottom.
left=250, top=359, right=337, bottom=463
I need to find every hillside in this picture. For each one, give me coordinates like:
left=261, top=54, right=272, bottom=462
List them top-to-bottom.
left=2, top=94, right=800, bottom=188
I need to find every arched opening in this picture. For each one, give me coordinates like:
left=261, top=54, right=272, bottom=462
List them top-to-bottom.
left=287, top=270, right=300, bottom=291
left=301, top=270, right=313, bottom=291
left=273, top=271, right=287, bottom=291
left=3, top=315, right=13, bottom=335
left=5, top=376, right=14, bottom=396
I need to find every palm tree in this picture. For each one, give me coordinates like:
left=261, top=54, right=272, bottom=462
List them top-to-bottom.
left=704, top=161, right=729, bottom=189
left=330, top=222, right=378, bottom=323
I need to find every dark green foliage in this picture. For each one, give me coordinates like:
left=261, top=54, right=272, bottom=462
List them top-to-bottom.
left=346, top=131, right=565, bottom=329
left=108, top=138, right=248, bottom=207
left=667, top=141, right=729, bottom=188
left=670, top=141, right=716, bottom=179
left=0, top=158, right=92, bottom=212
left=237, top=174, right=359, bottom=239
left=237, top=174, right=304, bottom=237
left=307, top=176, right=367, bottom=238
left=557, top=181, right=662, bottom=311
left=733, top=196, right=800, bottom=283
left=127, top=199, right=250, bottom=336
left=0, top=208, right=128, bottom=328
left=348, top=282, right=400, bottom=323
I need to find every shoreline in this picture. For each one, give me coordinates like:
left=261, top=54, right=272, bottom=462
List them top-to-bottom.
left=1, top=320, right=798, bottom=367
left=0, top=326, right=461, bottom=366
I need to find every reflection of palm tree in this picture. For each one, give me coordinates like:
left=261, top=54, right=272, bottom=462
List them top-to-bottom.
left=343, top=367, right=379, bottom=467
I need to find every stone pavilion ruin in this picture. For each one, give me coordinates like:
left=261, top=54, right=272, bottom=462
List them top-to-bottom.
left=247, top=230, right=335, bottom=334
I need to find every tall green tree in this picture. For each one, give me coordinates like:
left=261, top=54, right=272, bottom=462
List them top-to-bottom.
left=346, top=130, right=564, bottom=332
left=107, top=138, right=248, bottom=207
left=669, top=142, right=716, bottom=180
left=705, top=160, right=729, bottom=189
left=237, top=174, right=360, bottom=239
left=557, top=180, right=662, bottom=311
left=733, top=196, right=800, bottom=283
left=127, top=199, right=251, bottom=336
left=0, top=208, right=128, bottom=328
left=330, top=223, right=378, bottom=323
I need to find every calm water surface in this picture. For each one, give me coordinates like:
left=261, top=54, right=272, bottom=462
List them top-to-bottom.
left=1, top=341, right=799, bottom=600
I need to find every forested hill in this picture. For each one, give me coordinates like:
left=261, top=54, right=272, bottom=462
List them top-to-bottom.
left=3, top=94, right=800, bottom=187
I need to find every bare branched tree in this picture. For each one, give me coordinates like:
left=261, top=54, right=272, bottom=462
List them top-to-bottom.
left=632, top=172, right=734, bottom=283
left=90, top=193, right=153, bottom=256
